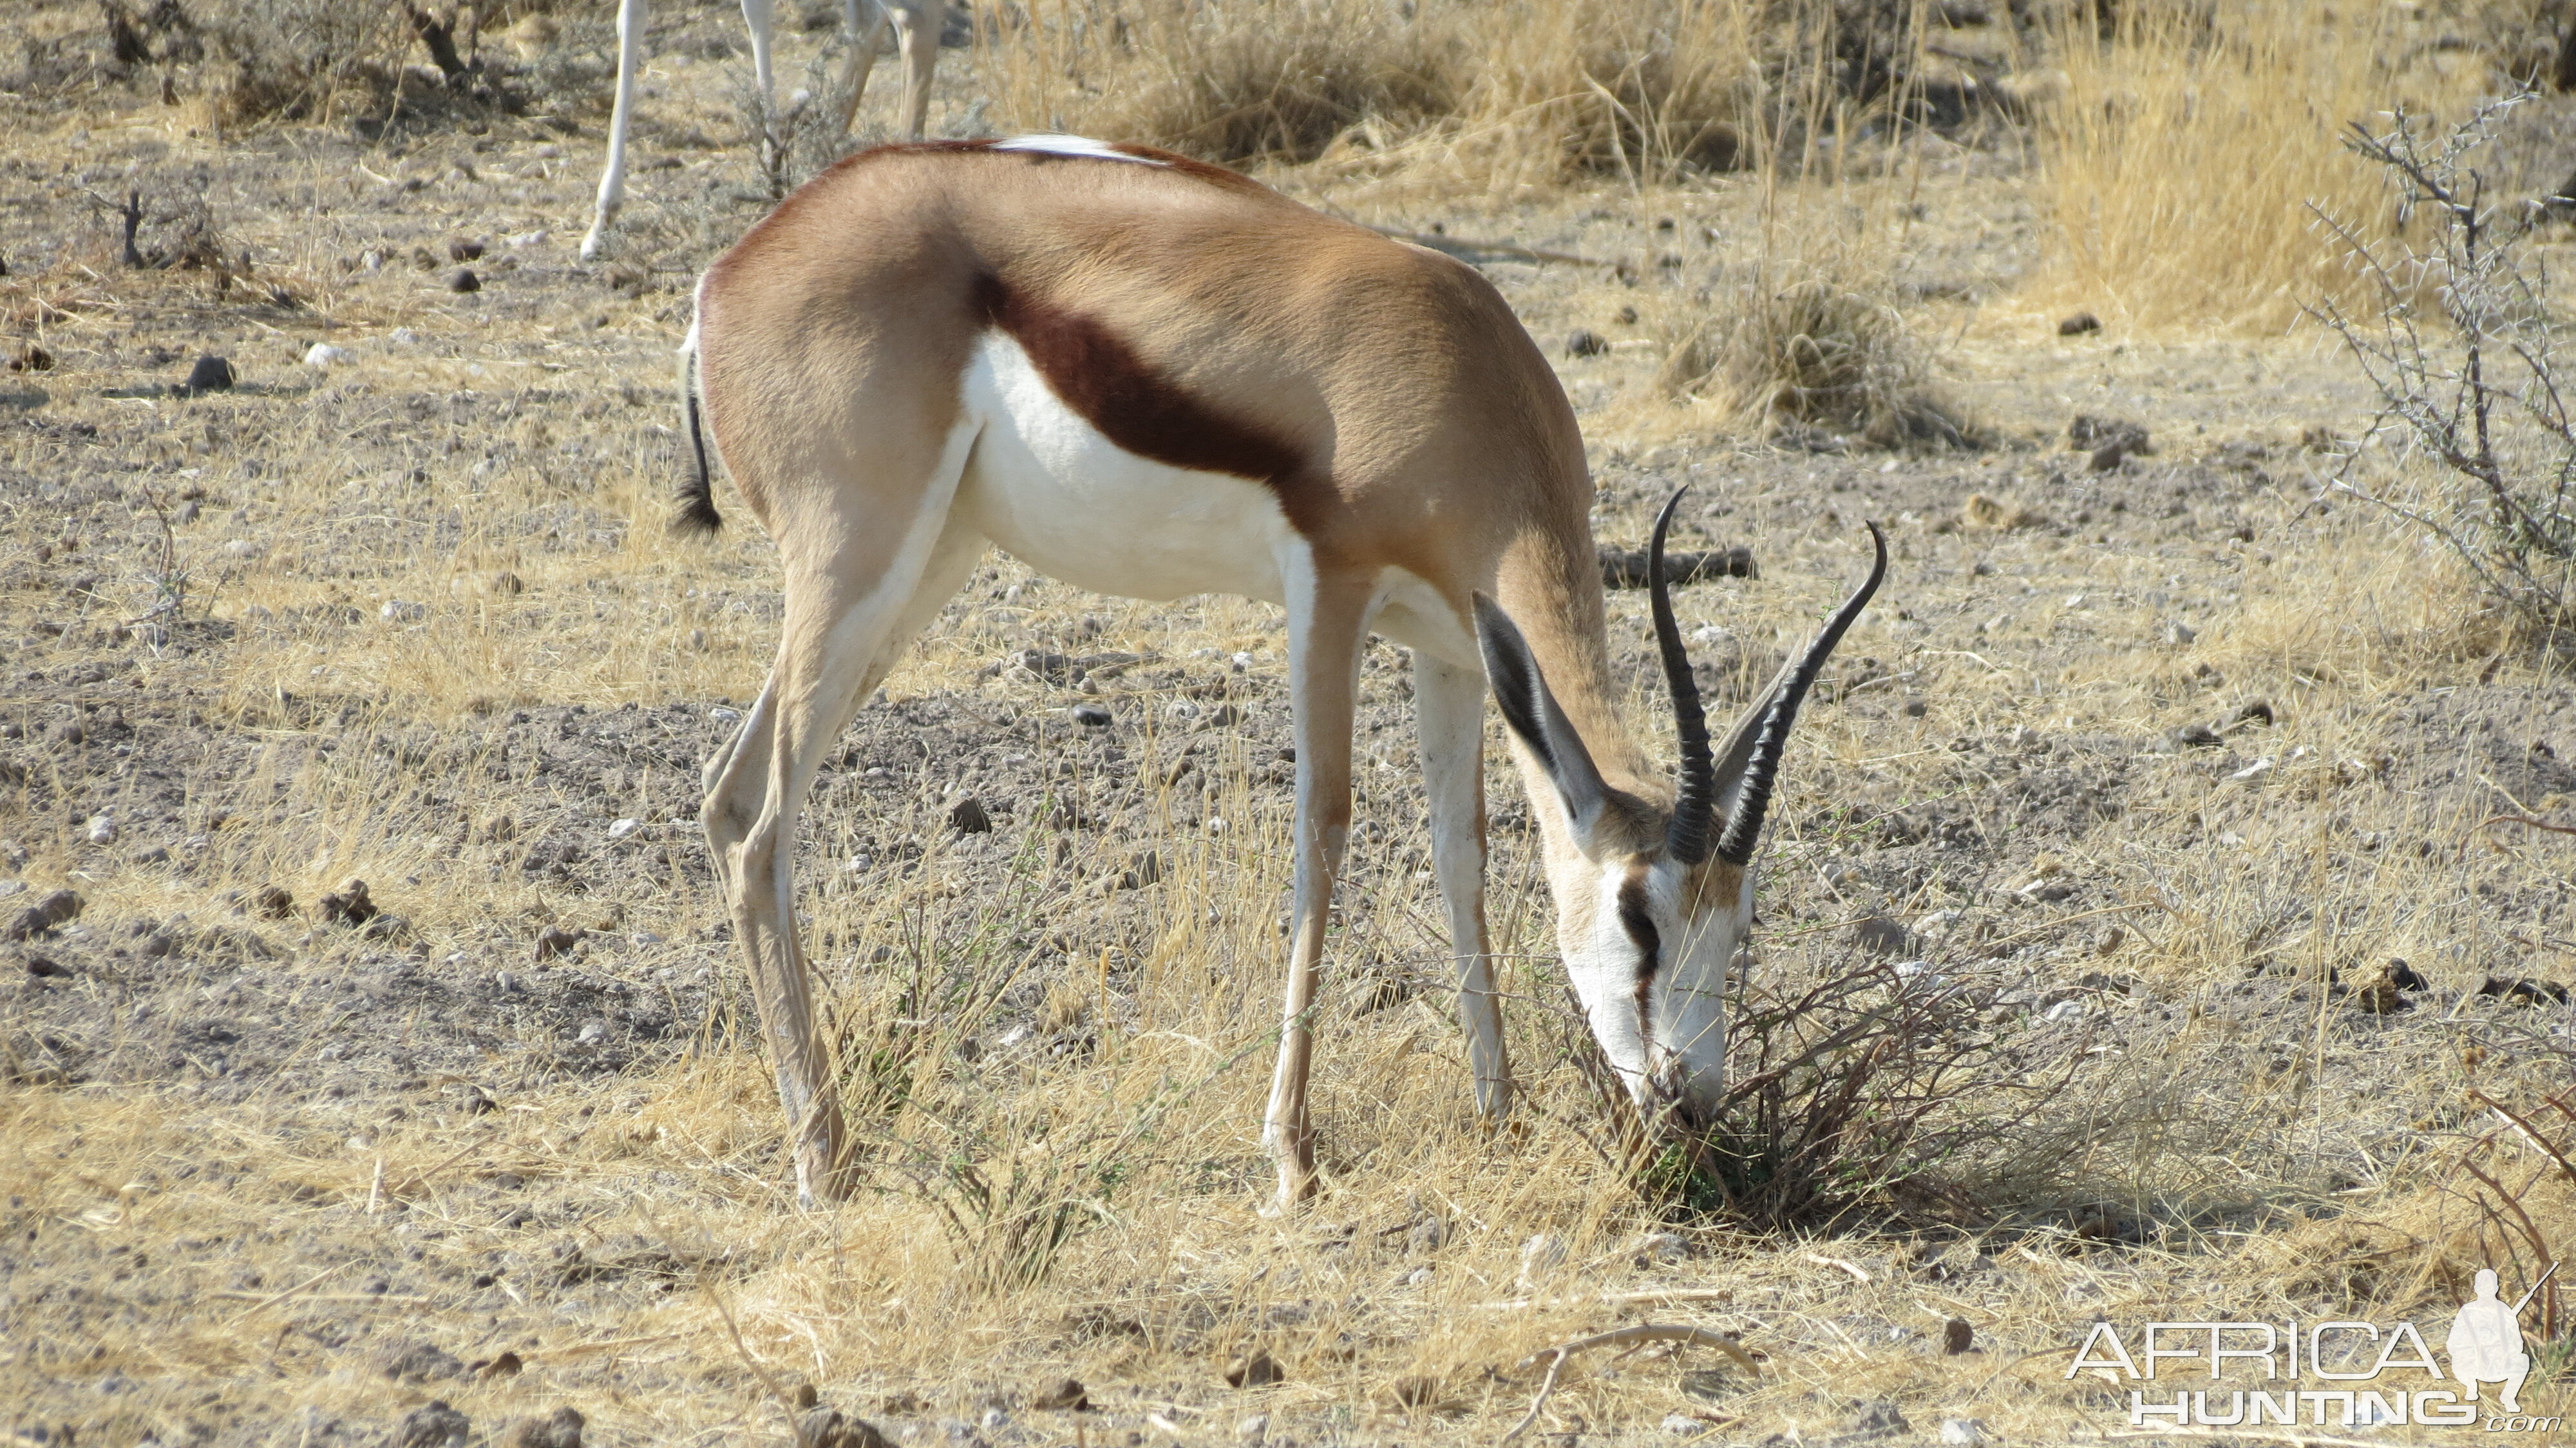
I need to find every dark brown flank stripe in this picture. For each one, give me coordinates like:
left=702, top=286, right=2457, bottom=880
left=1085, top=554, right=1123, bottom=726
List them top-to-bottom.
left=970, top=272, right=1318, bottom=522
left=1617, top=866, right=1660, bottom=1035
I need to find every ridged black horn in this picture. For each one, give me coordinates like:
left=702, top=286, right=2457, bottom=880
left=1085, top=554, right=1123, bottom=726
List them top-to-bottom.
left=1647, top=489, right=1718, bottom=864
left=1712, top=521, right=1889, bottom=867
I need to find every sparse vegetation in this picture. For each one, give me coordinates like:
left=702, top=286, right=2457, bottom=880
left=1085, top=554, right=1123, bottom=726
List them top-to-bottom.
left=6, top=0, right=2576, bottom=1443
left=2317, top=97, right=2576, bottom=638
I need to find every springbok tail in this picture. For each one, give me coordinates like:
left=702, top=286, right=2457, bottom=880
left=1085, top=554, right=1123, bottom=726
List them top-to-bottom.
left=674, top=313, right=722, bottom=534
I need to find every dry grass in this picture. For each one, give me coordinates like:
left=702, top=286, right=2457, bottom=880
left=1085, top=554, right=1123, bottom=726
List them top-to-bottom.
left=7, top=0, right=2576, bottom=1443
left=972, top=0, right=1772, bottom=184
left=2027, top=0, right=2483, bottom=332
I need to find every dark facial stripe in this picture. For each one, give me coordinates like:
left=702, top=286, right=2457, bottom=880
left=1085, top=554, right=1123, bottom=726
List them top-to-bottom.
left=971, top=272, right=1313, bottom=512
left=1617, top=866, right=1660, bottom=1037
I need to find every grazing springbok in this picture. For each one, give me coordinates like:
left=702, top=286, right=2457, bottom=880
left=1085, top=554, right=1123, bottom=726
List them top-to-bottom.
left=583, top=0, right=948, bottom=260
left=681, top=135, right=1887, bottom=1212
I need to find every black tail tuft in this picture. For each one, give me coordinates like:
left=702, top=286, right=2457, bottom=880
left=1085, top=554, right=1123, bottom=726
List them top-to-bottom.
left=673, top=347, right=722, bottom=535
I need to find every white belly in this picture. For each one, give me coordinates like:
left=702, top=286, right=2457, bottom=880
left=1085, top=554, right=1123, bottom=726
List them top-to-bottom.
left=955, top=332, right=1296, bottom=605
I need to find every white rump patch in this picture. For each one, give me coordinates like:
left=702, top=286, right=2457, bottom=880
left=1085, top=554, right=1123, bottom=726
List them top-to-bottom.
left=991, top=133, right=1166, bottom=166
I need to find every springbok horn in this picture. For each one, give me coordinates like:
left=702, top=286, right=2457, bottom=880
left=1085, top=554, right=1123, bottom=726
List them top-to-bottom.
left=1646, top=490, right=1718, bottom=864
left=1711, top=521, right=1889, bottom=867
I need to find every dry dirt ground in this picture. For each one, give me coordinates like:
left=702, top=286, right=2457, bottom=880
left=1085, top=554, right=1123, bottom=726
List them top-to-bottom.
left=5, top=5, right=2575, bottom=1448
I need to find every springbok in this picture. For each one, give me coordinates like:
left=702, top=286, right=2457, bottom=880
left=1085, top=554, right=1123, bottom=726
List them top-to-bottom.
left=583, top=0, right=949, bottom=261
left=682, top=135, right=1886, bottom=1212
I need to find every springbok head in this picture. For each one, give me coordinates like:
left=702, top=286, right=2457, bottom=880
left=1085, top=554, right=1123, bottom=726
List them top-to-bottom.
left=1477, top=495, right=1886, bottom=1127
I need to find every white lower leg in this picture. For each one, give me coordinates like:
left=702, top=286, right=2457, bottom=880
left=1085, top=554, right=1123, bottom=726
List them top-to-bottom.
left=582, top=0, right=649, bottom=260
left=1416, top=653, right=1511, bottom=1118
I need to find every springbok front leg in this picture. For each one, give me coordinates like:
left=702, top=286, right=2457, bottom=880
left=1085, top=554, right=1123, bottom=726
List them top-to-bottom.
left=1261, top=561, right=1374, bottom=1213
left=1414, top=648, right=1511, bottom=1119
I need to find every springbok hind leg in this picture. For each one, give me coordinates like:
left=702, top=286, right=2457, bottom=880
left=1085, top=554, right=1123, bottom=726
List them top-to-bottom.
left=703, top=493, right=983, bottom=1207
left=1262, top=564, right=1372, bottom=1214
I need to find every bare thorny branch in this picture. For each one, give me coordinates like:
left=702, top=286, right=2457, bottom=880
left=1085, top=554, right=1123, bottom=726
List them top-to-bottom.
left=2308, top=95, right=2576, bottom=633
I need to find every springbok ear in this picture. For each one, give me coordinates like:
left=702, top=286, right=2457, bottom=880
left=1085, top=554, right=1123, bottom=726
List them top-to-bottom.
left=1474, top=593, right=1613, bottom=846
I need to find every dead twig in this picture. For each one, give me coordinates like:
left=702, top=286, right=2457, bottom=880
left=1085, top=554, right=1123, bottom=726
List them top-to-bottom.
left=2479, top=814, right=2576, bottom=839
left=1499, top=1326, right=1757, bottom=1447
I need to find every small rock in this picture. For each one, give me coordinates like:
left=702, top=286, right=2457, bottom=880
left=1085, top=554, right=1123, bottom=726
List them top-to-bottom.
left=449, top=237, right=487, bottom=262
left=450, top=268, right=482, bottom=293
left=2057, top=312, right=2101, bottom=336
left=1566, top=329, right=1609, bottom=357
left=303, top=343, right=352, bottom=368
left=182, top=355, right=235, bottom=392
left=2068, top=414, right=2149, bottom=455
left=1960, top=493, right=2043, bottom=530
left=381, top=598, right=428, bottom=623
left=2163, top=620, right=2197, bottom=646
left=1072, top=705, right=1112, bottom=728
left=2166, top=723, right=2221, bottom=748
left=948, top=796, right=992, bottom=834
left=84, top=814, right=117, bottom=846
left=607, top=818, right=643, bottom=840
left=1118, top=850, right=1160, bottom=889
left=318, top=878, right=378, bottom=927
left=252, top=884, right=295, bottom=920
left=7, top=889, right=85, bottom=940
left=1850, top=914, right=1909, bottom=957
left=534, top=924, right=582, bottom=960
left=2094, top=925, right=2125, bottom=955
left=25, top=955, right=74, bottom=979
left=2352, top=958, right=2430, bottom=1015
left=2477, top=975, right=2572, bottom=1006
left=2045, top=1000, right=2085, bottom=1022
left=574, top=1018, right=609, bottom=1046
left=1406, top=1215, right=1447, bottom=1253
left=1634, top=1230, right=1688, bottom=1264
left=1517, top=1232, right=1568, bottom=1286
left=1942, top=1318, right=1975, bottom=1355
left=381, top=1339, right=469, bottom=1383
left=1225, top=1347, right=1284, bottom=1388
left=1382, top=1376, right=1440, bottom=1409
left=1030, top=1378, right=1088, bottom=1411
left=397, top=1400, right=472, bottom=1448
left=1844, top=1400, right=1911, bottom=1438
left=507, top=1408, right=583, bottom=1448
left=797, top=1409, right=892, bottom=1448
left=1234, top=1414, right=1269, bottom=1445
left=1661, top=1414, right=1703, bottom=1434
left=1938, top=1418, right=1987, bottom=1446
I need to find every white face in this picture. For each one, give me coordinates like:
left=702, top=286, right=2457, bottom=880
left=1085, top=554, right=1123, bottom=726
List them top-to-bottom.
left=1551, top=851, right=1754, bottom=1127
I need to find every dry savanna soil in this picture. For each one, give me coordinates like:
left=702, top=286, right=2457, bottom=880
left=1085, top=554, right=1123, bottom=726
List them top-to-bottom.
left=4, top=3, right=2575, bottom=1447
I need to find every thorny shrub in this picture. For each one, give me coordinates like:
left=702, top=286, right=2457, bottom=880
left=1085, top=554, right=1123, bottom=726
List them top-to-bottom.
left=2315, top=96, right=2576, bottom=638
left=1555, top=955, right=2091, bottom=1232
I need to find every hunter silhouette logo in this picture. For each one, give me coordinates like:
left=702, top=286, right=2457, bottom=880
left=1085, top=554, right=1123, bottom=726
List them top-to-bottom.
left=2073, top=1263, right=2562, bottom=1431
left=2449, top=1267, right=2540, bottom=1415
